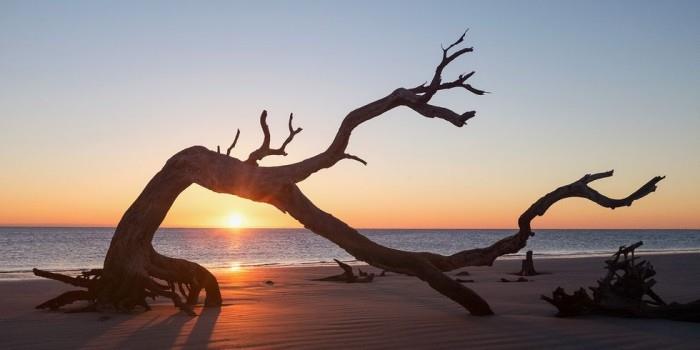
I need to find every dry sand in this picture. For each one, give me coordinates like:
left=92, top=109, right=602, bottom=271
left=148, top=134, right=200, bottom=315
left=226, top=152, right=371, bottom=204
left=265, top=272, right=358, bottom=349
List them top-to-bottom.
left=1, top=254, right=699, bottom=349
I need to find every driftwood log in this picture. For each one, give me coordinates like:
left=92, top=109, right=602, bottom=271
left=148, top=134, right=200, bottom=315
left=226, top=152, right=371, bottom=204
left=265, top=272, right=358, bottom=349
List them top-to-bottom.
left=33, top=31, right=664, bottom=316
left=542, top=242, right=700, bottom=322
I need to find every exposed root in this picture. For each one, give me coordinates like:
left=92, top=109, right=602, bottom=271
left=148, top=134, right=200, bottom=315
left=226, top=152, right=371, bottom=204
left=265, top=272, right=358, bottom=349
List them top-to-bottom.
left=542, top=242, right=700, bottom=322
left=34, top=254, right=220, bottom=316
left=36, top=290, right=93, bottom=310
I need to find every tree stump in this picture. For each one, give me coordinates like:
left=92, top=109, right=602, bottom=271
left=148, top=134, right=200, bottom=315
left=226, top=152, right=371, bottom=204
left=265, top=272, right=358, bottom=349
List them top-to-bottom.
left=516, top=250, right=538, bottom=276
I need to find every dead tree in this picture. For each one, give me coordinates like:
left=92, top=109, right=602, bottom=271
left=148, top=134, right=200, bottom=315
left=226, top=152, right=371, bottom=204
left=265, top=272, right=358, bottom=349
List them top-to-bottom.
left=33, top=31, right=664, bottom=316
left=542, top=242, right=700, bottom=322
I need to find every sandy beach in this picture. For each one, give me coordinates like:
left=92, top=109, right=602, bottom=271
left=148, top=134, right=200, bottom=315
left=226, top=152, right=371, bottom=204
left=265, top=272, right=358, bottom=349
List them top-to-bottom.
left=1, top=253, right=698, bottom=349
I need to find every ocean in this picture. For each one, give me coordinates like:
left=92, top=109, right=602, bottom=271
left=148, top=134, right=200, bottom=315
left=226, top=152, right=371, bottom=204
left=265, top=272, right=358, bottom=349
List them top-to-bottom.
left=1, top=227, right=699, bottom=280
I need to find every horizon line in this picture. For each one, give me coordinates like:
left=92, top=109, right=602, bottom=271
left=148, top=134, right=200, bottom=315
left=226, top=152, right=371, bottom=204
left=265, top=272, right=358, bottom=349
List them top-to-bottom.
left=1, top=225, right=698, bottom=231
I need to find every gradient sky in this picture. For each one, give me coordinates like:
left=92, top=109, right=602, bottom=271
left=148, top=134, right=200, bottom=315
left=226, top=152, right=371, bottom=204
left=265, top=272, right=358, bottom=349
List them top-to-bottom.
left=1, top=1, right=698, bottom=229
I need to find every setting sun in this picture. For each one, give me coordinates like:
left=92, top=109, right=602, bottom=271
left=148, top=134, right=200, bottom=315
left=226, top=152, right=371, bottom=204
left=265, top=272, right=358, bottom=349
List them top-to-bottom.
left=226, top=213, right=244, bottom=228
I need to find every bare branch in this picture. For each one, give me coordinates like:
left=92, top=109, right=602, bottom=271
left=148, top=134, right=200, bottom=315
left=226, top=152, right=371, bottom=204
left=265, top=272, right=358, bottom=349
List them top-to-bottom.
left=413, top=29, right=485, bottom=101
left=442, top=29, right=468, bottom=57
left=267, top=31, right=485, bottom=183
left=411, top=71, right=486, bottom=96
left=407, top=103, right=476, bottom=127
left=246, top=111, right=303, bottom=165
left=279, top=113, right=303, bottom=152
left=226, top=129, right=241, bottom=156
left=343, top=153, right=367, bottom=165
left=517, top=170, right=665, bottom=232
left=401, top=172, right=664, bottom=272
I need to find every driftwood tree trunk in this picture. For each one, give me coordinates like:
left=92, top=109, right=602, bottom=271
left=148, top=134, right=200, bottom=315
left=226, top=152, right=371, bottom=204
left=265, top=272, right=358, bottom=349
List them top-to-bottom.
left=34, top=32, right=664, bottom=316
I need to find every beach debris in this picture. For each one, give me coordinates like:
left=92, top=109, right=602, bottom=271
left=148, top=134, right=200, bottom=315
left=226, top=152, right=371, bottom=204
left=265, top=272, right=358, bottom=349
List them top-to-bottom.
left=542, top=241, right=700, bottom=322
left=514, top=250, right=539, bottom=276
left=314, top=259, right=374, bottom=283
left=456, top=278, right=475, bottom=283
left=264, top=280, right=274, bottom=285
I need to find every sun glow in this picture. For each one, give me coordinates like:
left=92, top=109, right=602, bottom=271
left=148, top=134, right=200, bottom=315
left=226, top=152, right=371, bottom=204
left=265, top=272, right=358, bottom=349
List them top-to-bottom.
left=226, top=213, right=244, bottom=228
left=229, top=261, right=242, bottom=272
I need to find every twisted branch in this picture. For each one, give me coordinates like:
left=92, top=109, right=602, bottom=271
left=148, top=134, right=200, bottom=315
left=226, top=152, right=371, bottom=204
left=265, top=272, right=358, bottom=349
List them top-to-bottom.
left=518, top=170, right=666, bottom=232
left=432, top=171, right=665, bottom=270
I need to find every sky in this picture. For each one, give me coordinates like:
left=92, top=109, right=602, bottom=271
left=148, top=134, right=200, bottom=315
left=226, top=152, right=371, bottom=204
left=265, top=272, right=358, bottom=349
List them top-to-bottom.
left=1, top=1, right=698, bottom=229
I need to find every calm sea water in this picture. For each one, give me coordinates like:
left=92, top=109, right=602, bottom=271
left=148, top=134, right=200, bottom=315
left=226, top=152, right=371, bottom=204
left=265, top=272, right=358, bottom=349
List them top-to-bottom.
left=1, top=227, right=699, bottom=279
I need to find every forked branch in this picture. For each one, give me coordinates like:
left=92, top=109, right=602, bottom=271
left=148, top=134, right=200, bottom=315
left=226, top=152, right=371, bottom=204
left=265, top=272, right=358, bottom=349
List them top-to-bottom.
left=410, top=29, right=486, bottom=100
left=273, top=31, right=485, bottom=183
left=246, top=111, right=303, bottom=165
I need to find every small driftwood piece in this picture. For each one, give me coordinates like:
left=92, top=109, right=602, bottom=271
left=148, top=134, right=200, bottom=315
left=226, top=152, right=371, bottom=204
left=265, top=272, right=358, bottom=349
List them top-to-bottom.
left=542, top=242, right=700, bottom=322
left=515, top=250, right=539, bottom=276
left=315, top=259, right=374, bottom=283
left=500, top=277, right=529, bottom=283
left=456, top=278, right=475, bottom=283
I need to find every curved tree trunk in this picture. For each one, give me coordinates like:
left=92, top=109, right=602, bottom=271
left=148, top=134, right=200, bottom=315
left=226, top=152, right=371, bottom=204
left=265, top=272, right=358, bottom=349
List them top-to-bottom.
left=33, top=32, right=664, bottom=316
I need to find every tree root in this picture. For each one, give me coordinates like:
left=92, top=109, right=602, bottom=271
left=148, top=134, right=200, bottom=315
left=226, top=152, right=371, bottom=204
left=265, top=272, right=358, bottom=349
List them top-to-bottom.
left=34, top=253, right=220, bottom=316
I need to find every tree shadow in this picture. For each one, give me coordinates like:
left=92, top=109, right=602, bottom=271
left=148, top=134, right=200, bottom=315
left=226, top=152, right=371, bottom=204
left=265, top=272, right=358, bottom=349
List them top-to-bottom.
left=109, top=306, right=221, bottom=349
left=182, top=307, right=221, bottom=348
